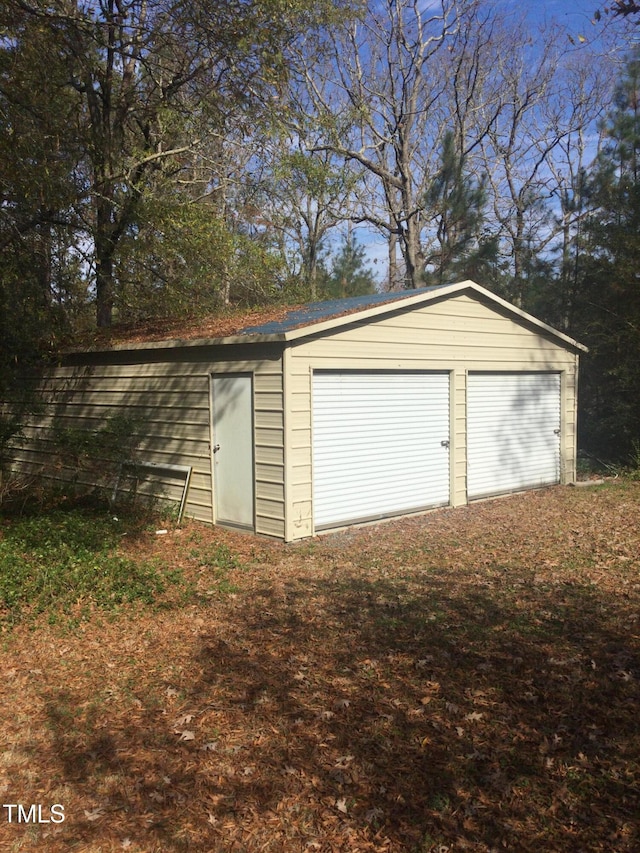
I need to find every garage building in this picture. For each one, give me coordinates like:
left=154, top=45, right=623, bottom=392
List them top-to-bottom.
left=10, top=280, right=587, bottom=541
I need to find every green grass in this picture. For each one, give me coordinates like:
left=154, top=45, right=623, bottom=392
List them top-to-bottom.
left=0, top=509, right=176, bottom=623
left=191, top=542, right=243, bottom=597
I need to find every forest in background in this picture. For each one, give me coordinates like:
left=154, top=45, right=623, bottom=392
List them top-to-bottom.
left=1, top=0, right=639, bottom=463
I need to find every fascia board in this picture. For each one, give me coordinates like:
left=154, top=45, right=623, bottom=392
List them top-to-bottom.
left=68, top=279, right=587, bottom=355
left=281, top=279, right=589, bottom=353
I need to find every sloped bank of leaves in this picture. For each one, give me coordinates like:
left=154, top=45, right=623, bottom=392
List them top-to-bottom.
left=0, top=481, right=638, bottom=852
left=0, top=510, right=177, bottom=623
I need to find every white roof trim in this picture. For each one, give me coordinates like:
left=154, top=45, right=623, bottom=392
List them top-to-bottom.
left=72, top=280, right=587, bottom=354
left=280, top=280, right=588, bottom=352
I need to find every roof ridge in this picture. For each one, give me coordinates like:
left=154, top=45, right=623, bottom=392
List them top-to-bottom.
left=240, top=285, right=450, bottom=336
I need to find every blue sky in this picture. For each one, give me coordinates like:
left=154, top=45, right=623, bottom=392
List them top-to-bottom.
left=347, top=0, right=637, bottom=284
left=497, top=0, right=603, bottom=28
left=500, top=0, right=637, bottom=46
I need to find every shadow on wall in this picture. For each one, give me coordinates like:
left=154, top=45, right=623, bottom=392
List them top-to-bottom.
left=4, top=347, right=248, bottom=514
left=480, top=372, right=561, bottom=494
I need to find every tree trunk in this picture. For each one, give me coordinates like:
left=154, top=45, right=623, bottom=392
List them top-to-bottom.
left=95, top=199, right=115, bottom=327
left=402, top=217, right=424, bottom=288
left=388, top=228, right=398, bottom=290
left=95, top=249, right=115, bottom=328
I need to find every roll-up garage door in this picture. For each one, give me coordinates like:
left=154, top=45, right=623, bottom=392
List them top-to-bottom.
left=312, top=372, right=450, bottom=529
left=467, top=372, right=561, bottom=500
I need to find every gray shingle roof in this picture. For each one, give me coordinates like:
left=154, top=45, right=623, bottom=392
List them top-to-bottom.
left=240, top=286, right=448, bottom=335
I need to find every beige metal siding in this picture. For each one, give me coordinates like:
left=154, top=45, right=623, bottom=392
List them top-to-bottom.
left=284, top=293, right=579, bottom=540
left=9, top=345, right=285, bottom=536
left=10, top=358, right=214, bottom=521
left=253, top=358, right=285, bottom=539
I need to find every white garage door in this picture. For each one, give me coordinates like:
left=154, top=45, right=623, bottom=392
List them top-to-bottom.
left=312, top=372, right=450, bottom=529
left=467, top=372, right=561, bottom=499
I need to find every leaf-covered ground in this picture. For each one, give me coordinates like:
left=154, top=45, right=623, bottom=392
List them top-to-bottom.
left=1, top=481, right=639, bottom=852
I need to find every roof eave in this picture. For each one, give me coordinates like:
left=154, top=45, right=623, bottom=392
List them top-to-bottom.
left=68, top=279, right=588, bottom=355
left=280, top=279, right=588, bottom=353
left=68, top=331, right=288, bottom=354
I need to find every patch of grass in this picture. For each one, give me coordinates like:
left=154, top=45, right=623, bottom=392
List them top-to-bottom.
left=0, top=509, right=177, bottom=624
left=189, top=541, right=244, bottom=597
left=194, top=542, right=241, bottom=572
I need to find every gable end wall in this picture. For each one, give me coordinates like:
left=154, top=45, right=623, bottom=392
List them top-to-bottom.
left=284, top=293, right=579, bottom=541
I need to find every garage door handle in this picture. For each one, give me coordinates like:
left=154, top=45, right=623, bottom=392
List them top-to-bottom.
left=553, top=429, right=561, bottom=435
left=441, top=440, right=450, bottom=448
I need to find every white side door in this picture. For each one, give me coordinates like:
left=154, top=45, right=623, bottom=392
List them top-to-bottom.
left=211, top=373, right=254, bottom=529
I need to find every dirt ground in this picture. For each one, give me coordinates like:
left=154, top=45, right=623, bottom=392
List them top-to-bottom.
left=1, top=480, right=639, bottom=852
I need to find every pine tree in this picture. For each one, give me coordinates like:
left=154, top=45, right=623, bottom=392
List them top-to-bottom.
left=573, top=50, right=640, bottom=461
left=423, top=131, right=498, bottom=287
left=320, top=232, right=377, bottom=299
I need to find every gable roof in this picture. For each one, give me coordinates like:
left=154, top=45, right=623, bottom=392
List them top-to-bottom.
left=78, top=280, right=587, bottom=353
left=240, top=285, right=449, bottom=335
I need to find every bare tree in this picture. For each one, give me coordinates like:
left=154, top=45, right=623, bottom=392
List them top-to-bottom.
left=293, top=0, right=465, bottom=288
left=292, top=1, right=616, bottom=298
left=293, top=1, right=528, bottom=289
left=479, top=18, right=614, bottom=306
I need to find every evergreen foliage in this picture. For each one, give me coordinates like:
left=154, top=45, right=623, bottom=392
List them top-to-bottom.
left=572, top=50, right=640, bottom=461
left=423, top=132, right=498, bottom=288
left=319, top=232, right=377, bottom=299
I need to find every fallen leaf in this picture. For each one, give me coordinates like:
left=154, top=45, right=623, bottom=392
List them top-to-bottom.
left=319, top=710, right=335, bottom=720
left=464, top=712, right=484, bottom=723
left=365, top=806, right=384, bottom=823
left=84, top=807, right=105, bottom=822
